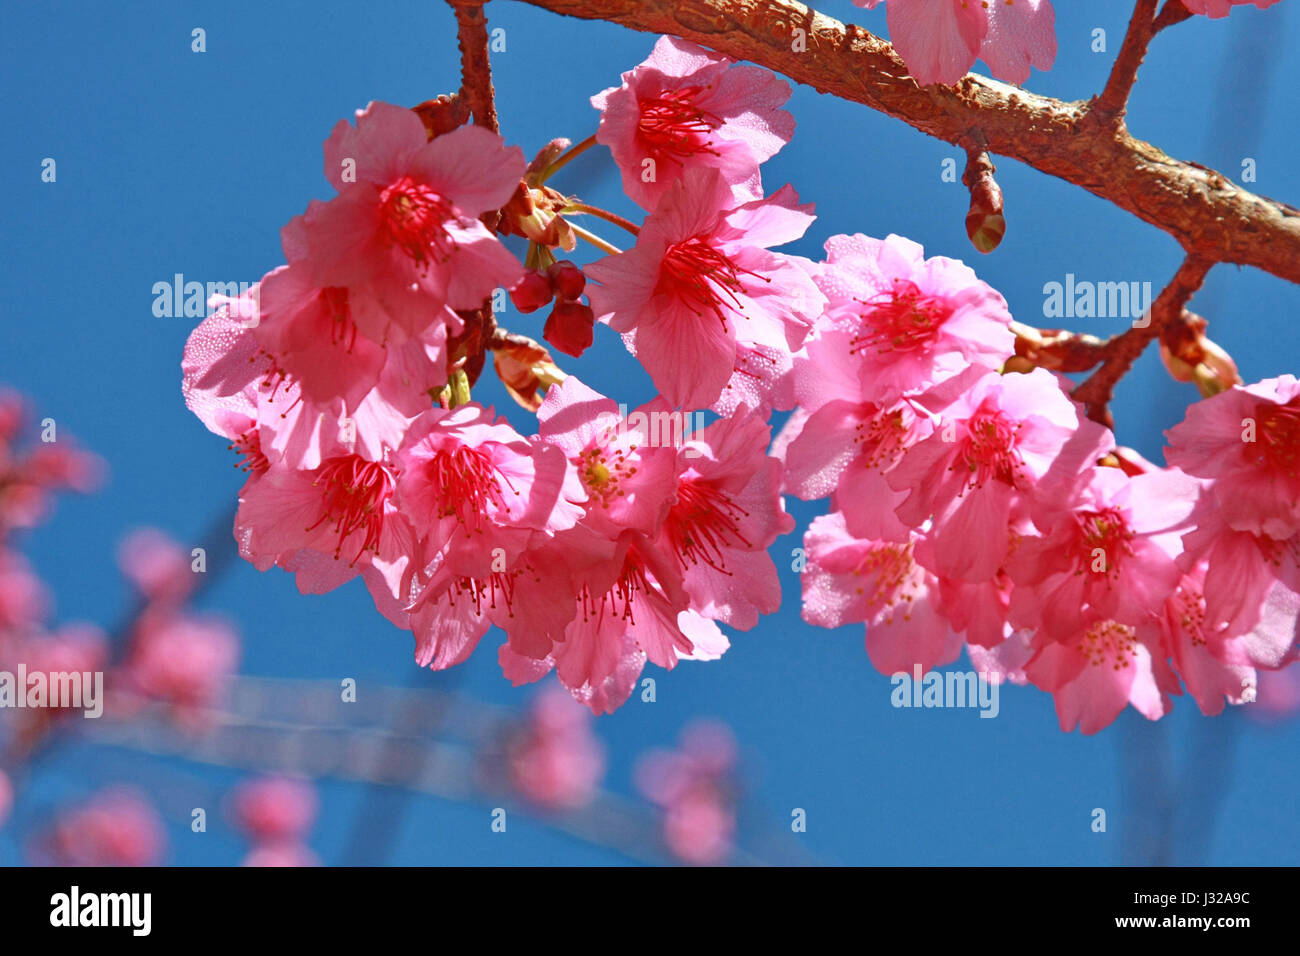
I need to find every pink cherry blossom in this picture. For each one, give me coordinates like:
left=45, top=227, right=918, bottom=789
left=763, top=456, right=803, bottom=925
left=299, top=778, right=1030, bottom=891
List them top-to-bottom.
left=856, top=0, right=1057, bottom=86
left=591, top=35, right=795, bottom=210
left=301, top=102, right=525, bottom=343
left=585, top=168, right=824, bottom=411
left=811, top=233, right=1015, bottom=401
left=254, top=258, right=452, bottom=417
left=187, top=288, right=416, bottom=473
left=181, top=298, right=266, bottom=467
left=887, top=368, right=1115, bottom=581
left=1165, top=374, right=1300, bottom=539
left=537, top=377, right=682, bottom=539
left=0, top=393, right=103, bottom=533
left=782, top=396, right=932, bottom=542
left=500, top=397, right=786, bottom=714
left=397, top=403, right=586, bottom=671
left=667, top=406, right=794, bottom=630
left=235, top=454, right=417, bottom=625
left=1007, top=466, right=1196, bottom=641
left=1177, top=497, right=1299, bottom=642
left=801, top=511, right=962, bottom=675
left=502, top=536, right=719, bottom=714
left=0, top=548, right=48, bottom=634
left=1157, top=562, right=1292, bottom=717
left=939, top=571, right=1016, bottom=649
left=1023, top=615, right=1175, bottom=734
left=12, top=624, right=109, bottom=703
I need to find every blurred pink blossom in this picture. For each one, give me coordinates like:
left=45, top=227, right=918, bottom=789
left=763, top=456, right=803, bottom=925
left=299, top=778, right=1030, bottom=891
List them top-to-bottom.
left=117, top=527, right=196, bottom=605
left=123, top=607, right=240, bottom=718
left=508, top=686, right=606, bottom=810
left=636, top=721, right=738, bottom=865
left=230, top=775, right=319, bottom=844
left=46, top=787, right=166, bottom=867
left=242, top=842, right=320, bottom=867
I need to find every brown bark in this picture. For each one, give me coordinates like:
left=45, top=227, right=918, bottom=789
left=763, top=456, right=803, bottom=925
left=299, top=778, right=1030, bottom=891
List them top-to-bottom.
left=512, top=0, right=1300, bottom=287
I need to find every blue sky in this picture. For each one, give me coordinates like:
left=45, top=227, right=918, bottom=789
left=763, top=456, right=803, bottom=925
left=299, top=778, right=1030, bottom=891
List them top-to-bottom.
left=2, top=0, right=1298, bottom=865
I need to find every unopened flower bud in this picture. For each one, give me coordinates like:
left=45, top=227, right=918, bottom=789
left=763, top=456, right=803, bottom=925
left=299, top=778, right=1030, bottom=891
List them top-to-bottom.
left=963, top=152, right=1005, bottom=254
left=547, top=260, right=586, bottom=301
left=509, top=271, right=554, bottom=314
left=544, top=299, right=596, bottom=358
left=1159, top=316, right=1241, bottom=397
left=492, top=337, right=566, bottom=412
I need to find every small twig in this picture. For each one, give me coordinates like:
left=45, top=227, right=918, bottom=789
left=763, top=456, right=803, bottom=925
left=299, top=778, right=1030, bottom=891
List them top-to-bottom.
left=1092, top=0, right=1160, bottom=128
left=1153, top=0, right=1194, bottom=34
left=449, top=1, right=499, bottom=133
left=537, top=133, right=598, bottom=183
left=562, top=202, right=641, bottom=236
left=568, top=221, right=623, bottom=255
left=1072, top=255, right=1213, bottom=426
left=1011, top=322, right=1110, bottom=374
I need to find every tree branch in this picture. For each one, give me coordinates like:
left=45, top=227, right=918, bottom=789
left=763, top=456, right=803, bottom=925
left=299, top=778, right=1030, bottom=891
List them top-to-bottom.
left=450, top=0, right=499, bottom=133
left=511, top=0, right=1300, bottom=287
left=1092, top=0, right=1159, bottom=127
left=1153, top=0, right=1195, bottom=35
left=1072, top=255, right=1212, bottom=426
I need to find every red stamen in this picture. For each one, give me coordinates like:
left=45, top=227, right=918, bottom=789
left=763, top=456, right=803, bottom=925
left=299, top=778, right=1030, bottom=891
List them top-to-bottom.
left=637, top=87, right=720, bottom=161
left=379, top=175, right=456, bottom=266
left=658, top=237, right=765, bottom=329
left=852, top=280, right=953, bottom=354
left=320, top=286, right=358, bottom=352
left=959, top=411, right=1025, bottom=488
left=228, top=429, right=269, bottom=476
left=424, top=445, right=518, bottom=532
left=306, top=455, right=395, bottom=563
left=666, top=480, right=751, bottom=573
left=1072, top=507, right=1135, bottom=582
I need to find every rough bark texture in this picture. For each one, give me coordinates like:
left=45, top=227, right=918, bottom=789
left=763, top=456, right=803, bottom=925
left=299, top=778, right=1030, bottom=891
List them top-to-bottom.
left=513, top=0, right=1300, bottom=286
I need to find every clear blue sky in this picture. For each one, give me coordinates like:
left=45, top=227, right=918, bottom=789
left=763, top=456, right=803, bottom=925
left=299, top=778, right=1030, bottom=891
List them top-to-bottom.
left=2, top=0, right=1298, bottom=865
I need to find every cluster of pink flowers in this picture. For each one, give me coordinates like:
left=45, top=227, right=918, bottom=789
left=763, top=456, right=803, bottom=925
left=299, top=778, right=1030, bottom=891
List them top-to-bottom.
left=181, top=31, right=1297, bottom=732
left=183, top=38, right=803, bottom=715
left=783, top=232, right=1297, bottom=732
left=0, top=390, right=102, bottom=664
left=0, top=392, right=108, bottom=723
